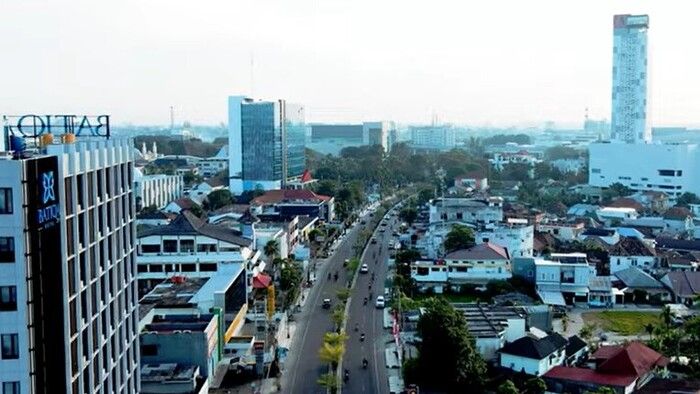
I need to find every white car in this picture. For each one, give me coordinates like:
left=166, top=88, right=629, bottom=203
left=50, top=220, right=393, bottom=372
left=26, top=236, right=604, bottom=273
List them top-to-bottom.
left=360, top=264, right=369, bottom=274
left=375, top=296, right=385, bottom=308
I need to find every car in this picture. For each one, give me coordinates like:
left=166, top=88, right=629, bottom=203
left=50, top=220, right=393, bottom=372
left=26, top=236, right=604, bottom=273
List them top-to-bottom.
left=361, top=220, right=367, bottom=225
left=379, top=229, right=385, bottom=233
left=371, top=238, right=377, bottom=244
left=360, top=264, right=369, bottom=273
left=375, top=296, right=385, bottom=308
left=322, top=299, right=331, bottom=309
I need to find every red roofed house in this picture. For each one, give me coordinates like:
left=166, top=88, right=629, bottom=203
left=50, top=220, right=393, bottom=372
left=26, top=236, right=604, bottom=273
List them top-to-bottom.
left=285, top=169, right=318, bottom=190
left=454, top=170, right=488, bottom=192
left=251, top=189, right=335, bottom=222
left=411, top=243, right=511, bottom=292
left=543, top=342, right=668, bottom=394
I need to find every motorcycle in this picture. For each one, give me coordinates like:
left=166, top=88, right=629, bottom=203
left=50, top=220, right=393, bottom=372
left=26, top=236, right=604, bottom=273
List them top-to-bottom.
left=327, top=273, right=331, bottom=280
left=363, top=297, right=368, bottom=305
left=354, top=323, right=359, bottom=332
left=360, top=333, right=365, bottom=342
left=362, top=358, right=368, bottom=369
left=344, top=369, right=349, bottom=383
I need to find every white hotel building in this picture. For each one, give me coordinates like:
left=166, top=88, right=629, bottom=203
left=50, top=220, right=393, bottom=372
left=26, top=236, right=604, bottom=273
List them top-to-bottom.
left=589, top=14, right=700, bottom=198
left=0, top=137, right=140, bottom=394
left=133, top=169, right=183, bottom=210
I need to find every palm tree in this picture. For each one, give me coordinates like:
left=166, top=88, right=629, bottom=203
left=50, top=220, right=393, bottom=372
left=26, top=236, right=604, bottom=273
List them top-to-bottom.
left=264, top=239, right=279, bottom=261
left=661, top=305, right=674, bottom=329
left=561, top=313, right=571, bottom=335
left=645, top=323, right=655, bottom=341
left=318, top=341, right=344, bottom=369
left=317, top=372, right=339, bottom=393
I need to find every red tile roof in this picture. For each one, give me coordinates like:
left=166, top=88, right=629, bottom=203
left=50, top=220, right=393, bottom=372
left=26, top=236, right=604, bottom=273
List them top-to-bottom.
left=300, top=169, right=313, bottom=183
left=252, top=189, right=331, bottom=205
left=608, top=198, right=644, bottom=211
left=664, top=206, right=692, bottom=220
left=445, top=242, right=509, bottom=260
left=597, top=342, right=668, bottom=377
left=544, top=366, right=636, bottom=387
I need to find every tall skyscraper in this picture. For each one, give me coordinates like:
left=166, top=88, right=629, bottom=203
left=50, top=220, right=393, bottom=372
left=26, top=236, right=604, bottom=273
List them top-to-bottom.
left=611, top=14, right=650, bottom=144
left=228, top=96, right=306, bottom=195
left=0, top=133, right=139, bottom=394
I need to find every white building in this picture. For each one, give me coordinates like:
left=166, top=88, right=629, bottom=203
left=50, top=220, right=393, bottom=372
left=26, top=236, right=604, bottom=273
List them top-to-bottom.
left=611, top=14, right=650, bottom=144
left=362, top=121, right=395, bottom=152
left=409, top=125, right=456, bottom=150
left=0, top=137, right=140, bottom=394
left=196, top=145, right=228, bottom=177
left=134, top=169, right=184, bottom=209
left=429, top=197, right=503, bottom=226
left=596, top=207, right=639, bottom=224
left=136, top=211, right=257, bottom=293
left=537, top=222, right=585, bottom=242
left=476, top=223, right=534, bottom=258
left=609, top=237, right=656, bottom=274
left=536, top=253, right=595, bottom=305
left=456, top=304, right=527, bottom=361
left=500, top=333, right=567, bottom=376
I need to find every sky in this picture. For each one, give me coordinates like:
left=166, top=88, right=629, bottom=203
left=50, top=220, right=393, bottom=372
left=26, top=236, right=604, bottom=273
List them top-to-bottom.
left=1, top=1, right=698, bottom=128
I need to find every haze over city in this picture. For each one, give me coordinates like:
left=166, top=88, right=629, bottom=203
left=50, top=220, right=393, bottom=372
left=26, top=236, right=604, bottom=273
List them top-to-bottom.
left=1, top=0, right=699, bottom=127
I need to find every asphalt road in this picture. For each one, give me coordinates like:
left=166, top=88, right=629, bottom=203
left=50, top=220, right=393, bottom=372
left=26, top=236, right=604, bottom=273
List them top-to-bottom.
left=285, top=209, right=374, bottom=394
left=341, top=211, right=398, bottom=394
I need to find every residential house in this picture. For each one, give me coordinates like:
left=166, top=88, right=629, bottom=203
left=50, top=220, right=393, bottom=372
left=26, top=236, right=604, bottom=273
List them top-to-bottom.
left=454, top=170, right=488, bottom=192
left=187, top=179, right=226, bottom=205
left=251, top=189, right=335, bottom=222
left=632, top=191, right=670, bottom=213
left=163, top=197, right=200, bottom=214
left=429, top=197, right=504, bottom=226
left=607, top=197, right=645, bottom=213
left=567, top=204, right=600, bottom=218
left=596, top=207, right=639, bottom=226
left=663, top=207, right=694, bottom=236
left=137, top=210, right=174, bottom=227
left=622, top=217, right=667, bottom=237
left=537, top=221, right=585, bottom=242
left=476, top=222, right=534, bottom=258
left=579, top=227, right=620, bottom=245
left=533, top=232, right=561, bottom=256
left=609, top=236, right=656, bottom=274
left=411, top=243, right=511, bottom=292
left=656, top=250, right=700, bottom=272
left=535, top=253, right=595, bottom=305
left=613, top=267, right=670, bottom=303
left=660, top=271, right=700, bottom=305
left=588, top=276, right=618, bottom=307
left=456, top=304, right=527, bottom=361
left=499, top=333, right=567, bottom=376
left=564, top=336, right=589, bottom=366
left=543, top=342, right=669, bottom=394
left=141, top=363, right=208, bottom=394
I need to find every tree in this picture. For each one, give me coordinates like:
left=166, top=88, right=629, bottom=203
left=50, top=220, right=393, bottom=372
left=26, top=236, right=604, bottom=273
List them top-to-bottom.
left=545, top=146, right=582, bottom=161
left=182, top=170, right=202, bottom=185
left=603, top=182, right=632, bottom=201
left=417, top=188, right=435, bottom=205
left=205, top=189, right=233, bottom=210
left=677, top=192, right=700, bottom=207
left=188, top=205, right=204, bottom=218
left=399, top=207, right=418, bottom=226
left=443, top=224, right=475, bottom=253
left=264, top=239, right=279, bottom=261
left=280, top=260, right=303, bottom=291
left=409, top=298, right=486, bottom=392
left=561, top=313, right=571, bottom=334
left=579, top=323, right=597, bottom=341
left=645, top=323, right=655, bottom=341
left=318, top=341, right=344, bottom=367
left=317, top=372, right=339, bottom=392
left=524, top=377, right=547, bottom=394
left=497, top=380, right=519, bottom=394
left=586, top=387, right=616, bottom=394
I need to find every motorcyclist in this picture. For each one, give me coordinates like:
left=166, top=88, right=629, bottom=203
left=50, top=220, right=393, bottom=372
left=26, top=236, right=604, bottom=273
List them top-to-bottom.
left=327, top=272, right=331, bottom=280
left=363, top=297, right=368, bottom=305
left=354, top=323, right=359, bottom=332
left=360, top=333, right=365, bottom=342
left=362, top=358, right=368, bottom=368
left=344, top=369, right=349, bottom=382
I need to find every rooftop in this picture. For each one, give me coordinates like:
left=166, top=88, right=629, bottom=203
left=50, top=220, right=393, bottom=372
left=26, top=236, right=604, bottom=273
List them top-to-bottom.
left=252, top=189, right=331, bottom=205
left=138, top=210, right=252, bottom=247
left=609, top=236, right=655, bottom=257
left=445, top=242, right=509, bottom=261
left=614, top=267, right=664, bottom=289
left=662, top=271, right=700, bottom=298
left=139, top=277, right=209, bottom=316
left=453, top=304, right=525, bottom=338
left=143, top=314, right=215, bottom=333
left=500, top=333, right=567, bottom=359
left=141, top=363, right=199, bottom=383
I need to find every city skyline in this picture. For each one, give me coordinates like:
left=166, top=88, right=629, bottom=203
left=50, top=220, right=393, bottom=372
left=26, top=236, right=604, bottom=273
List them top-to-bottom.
left=1, top=1, right=699, bottom=128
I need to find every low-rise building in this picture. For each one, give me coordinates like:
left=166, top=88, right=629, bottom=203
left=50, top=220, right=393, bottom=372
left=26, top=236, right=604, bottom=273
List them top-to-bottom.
left=135, top=170, right=184, bottom=210
left=454, top=170, right=488, bottom=192
left=251, top=189, right=334, bottom=222
left=163, top=197, right=200, bottom=214
left=429, top=197, right=503, bottom=227
left=663, top=206, right=694, bottom=236
left=596, top=207, right=639, bottom=225
left=136, top=211, right=255, bottom=293
left=537, top=222, right=585, bottom=242
left=476, top=223, right=534, bottom=258
left=578, top=227, right=620, bottom=245
left=609, top=236, right=656, bottom=274
left=411, top=243, right=511, bottom=292
left=535, top=253, right=595, bottom=305
left=613, top=266, right=670, bottom=303
left=660, top=271, right=700, bottom=305
left=587, top=276, right=618, bottom=307
left=455, top=304, right=527, bottom=361
left=499, top=333, right=567, bottom=376
left=543, top=342, right=668, bottom=394
left=140, top=363, right=208, bottom=394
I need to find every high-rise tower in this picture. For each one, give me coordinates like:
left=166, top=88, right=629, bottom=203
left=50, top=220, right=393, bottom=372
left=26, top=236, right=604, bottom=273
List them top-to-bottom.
left=611, top=14, right=650, bottom=144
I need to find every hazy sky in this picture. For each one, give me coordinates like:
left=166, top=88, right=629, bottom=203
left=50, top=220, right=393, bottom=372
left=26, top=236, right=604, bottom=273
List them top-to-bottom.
left=1, top=1, right=698, bottom=127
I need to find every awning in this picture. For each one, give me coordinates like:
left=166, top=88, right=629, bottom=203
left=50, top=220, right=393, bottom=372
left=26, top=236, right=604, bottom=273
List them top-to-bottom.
left=537, top=290, right=566, bottom=306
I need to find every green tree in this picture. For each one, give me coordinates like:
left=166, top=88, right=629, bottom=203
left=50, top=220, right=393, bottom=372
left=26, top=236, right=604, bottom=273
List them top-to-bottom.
left=545, top=146, right=582, bottom=160
left=182, top=170, right=202, bottom=185
left=602, top=182, right=632, bottom=201
left=417, top=188, right=435, bottom=205
left=205, top=189, right=233, bottom=210
left=677, top=192, right=700, bottom=207
left=188, top=205, right=204, bottom=218
left=399, top=207, right=418, bottom=226
left=443, top=224, right=475, bottom=253
left=264, top=239, right=279, bottom=261
left=280, top=260, right=303, bottom=291
left=409, top=298, right=486, bottom=392
left=561, top=313, right=571, bottom=335
left=579, top=323, right=597, bottom=341
left=317, top=372, right=339, bottom=392
left=524, top=377, right=547, bottom=394
left=497, top=380, right=519, bottom=394
left=586, top=387, right=616, bottom=394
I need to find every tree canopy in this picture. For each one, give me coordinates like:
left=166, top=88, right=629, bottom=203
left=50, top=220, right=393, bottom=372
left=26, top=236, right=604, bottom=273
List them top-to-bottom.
left=443, top=224, right=475, bottom=253
left=406, top=298, right=487, bottom=392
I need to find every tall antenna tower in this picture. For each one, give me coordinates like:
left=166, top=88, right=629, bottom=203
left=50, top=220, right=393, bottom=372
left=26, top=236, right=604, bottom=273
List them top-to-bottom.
left=170, top=106, right=175, bottom=130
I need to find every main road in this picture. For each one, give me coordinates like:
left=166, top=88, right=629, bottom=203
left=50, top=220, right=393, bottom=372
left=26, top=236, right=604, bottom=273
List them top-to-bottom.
left=284, top=206, right=376, bottom=394
left=341, top=209, right=398, bottom=394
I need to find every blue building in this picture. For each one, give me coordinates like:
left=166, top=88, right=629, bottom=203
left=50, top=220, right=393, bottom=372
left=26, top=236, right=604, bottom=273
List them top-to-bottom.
left=228, top=96, right=306, bottom=194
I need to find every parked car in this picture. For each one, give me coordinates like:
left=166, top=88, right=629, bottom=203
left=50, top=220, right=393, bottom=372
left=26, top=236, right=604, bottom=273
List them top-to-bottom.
left=371, top=238, right=377, bottom=244
left=375, top=296, right=385, bottom=308
left=322, top=299, right=332, bottom=309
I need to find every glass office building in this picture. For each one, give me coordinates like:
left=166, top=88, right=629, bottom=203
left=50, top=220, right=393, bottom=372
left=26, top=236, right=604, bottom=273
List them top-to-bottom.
left=229, top=96, right=306, bottom=194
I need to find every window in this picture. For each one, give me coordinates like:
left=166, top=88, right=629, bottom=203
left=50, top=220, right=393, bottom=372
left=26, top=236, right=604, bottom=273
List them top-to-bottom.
left=658, top=169, right=676, bottom=177
left=0, top=189, right=12, bottom=214
left=0, top=238, right=14, bottom=263
left=163, top=240, right=177, bottom=253
left=180, top=240, right=194, bottom=253
left=140, top=244, right=160, bottom=254
left=0, top=286, right=17, bottom=311
left=1, top=334, right=19, bottom=359
left=142, top=344, right=158, bottom=356
left=3, top=382, right=19, bottom=394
